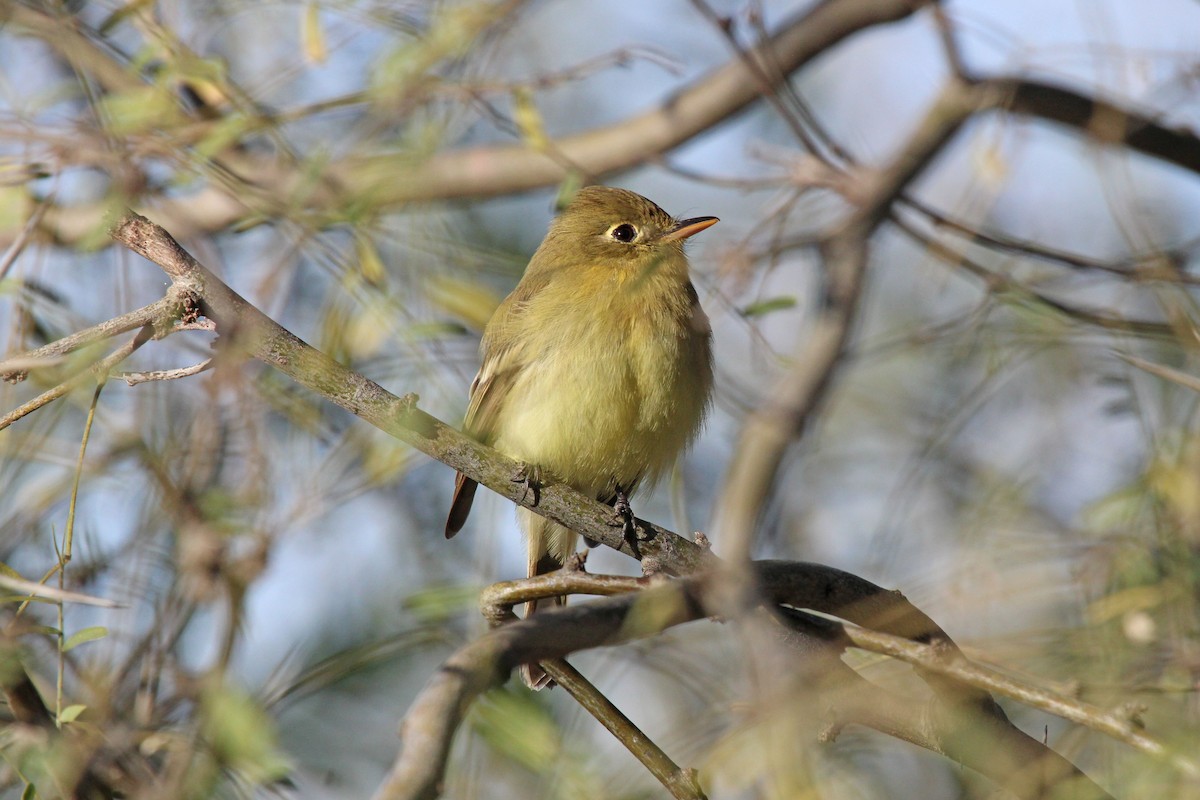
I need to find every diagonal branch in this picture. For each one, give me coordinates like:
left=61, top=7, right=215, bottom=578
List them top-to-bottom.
left=23, top=0, right=925, bottom=244
left=712, top=78, right=987, bottom=608
left=107, top=210, right=712, bottom=575
left=99, top=211, right=1140, bottom=800
left=0, top=293, right=188, bottom=383
left=0, top=325, right=156, bottom=432
left=380, top=565, right=1126, bottom=800
left=371, top=579, right=708, bottom=800
left=541, top=659, right=706, bottom=800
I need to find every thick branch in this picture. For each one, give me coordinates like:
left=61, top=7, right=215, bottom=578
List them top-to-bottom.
left=25, top=0, right=923, bottom=244
left=987, top=77, right=1200, bottom=175
left=712, top=79, right=985, bottom=619
left=104, top=214, right=1127, bottom=800
left=380, top=565, right=1123, bottom=800
left=371, top=580, right=708, bottom=800
left=776, top=610, right=1116, bottom=800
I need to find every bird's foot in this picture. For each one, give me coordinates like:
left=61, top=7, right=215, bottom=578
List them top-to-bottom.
left=511, top=462, right=542, bottom=507
left=608, top=484, right=642, bottom=555
left=611, top=485, right=637, bottom=535
left=565, top=550, right=589, bottom=572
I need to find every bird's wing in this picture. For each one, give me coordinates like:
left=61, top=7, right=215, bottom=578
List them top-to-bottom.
left=445, top=273, right=549, bottom=537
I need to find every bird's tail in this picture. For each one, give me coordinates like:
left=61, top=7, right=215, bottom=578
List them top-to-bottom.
left=519, top=509, right=577, bottom=690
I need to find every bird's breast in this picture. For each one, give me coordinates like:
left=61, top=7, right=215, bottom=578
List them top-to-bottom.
left=492, top=271, right=712, bottom=496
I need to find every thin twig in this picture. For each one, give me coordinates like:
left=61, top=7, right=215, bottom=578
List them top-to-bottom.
left=930, top=2, right=968, bottom=79
left=712, top=79, right=987, bottom=616
left=904, top=196, right=1200, bottom=285
left=0, top=201, right=48, bottom=280
left=888, top=213, right=1177, bottom=337
left=0, top=294, right=182, bottom=383
left=0, top=325, right=154, bottom=432
left=1118, top=353, right=1200, bottom=394
left=119, top=358, right=213, bottom=385
left=56, top=381, right=103, bottom=726
left=0, top=574, right=119, bottom=607
left=372, top=581, right=707, bottom=800
left=837, top=621, right=1200, bottom=779
left=542, top=660, right=707, bottom=800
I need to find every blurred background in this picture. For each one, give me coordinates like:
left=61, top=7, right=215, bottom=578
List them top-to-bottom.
left=2, top=0, right=1200, bottom=797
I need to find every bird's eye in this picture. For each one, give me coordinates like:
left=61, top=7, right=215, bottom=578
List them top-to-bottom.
left=610, top=223, right=637, bottom=243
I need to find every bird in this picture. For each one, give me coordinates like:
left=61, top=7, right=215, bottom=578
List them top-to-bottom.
left=445, top=186, right=716, bottom=688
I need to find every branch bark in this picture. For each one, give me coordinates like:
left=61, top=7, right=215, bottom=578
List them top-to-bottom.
left=21, top=0, right=924, bottom=244
left=107, top=210, right=712, bottom=575
left=378, top=565, right=1124, bottom=800
left=371, top=579, right=708, bottom=800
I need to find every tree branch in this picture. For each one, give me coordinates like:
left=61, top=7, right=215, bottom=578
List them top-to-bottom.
left=20, top=0, right=924, bottom=244
left=711, top=78, right=986, bottom=623
left=92, top=210, right=1148, bottom=800
left=106, top=210, right=712, bottom=575
left=0, top=294, right=188, bottom=384
left=0, top=325, right=156, bottom=432
left=380, top=564, right=1126, bottom=800
left=371, top=579, right=708, bottom=800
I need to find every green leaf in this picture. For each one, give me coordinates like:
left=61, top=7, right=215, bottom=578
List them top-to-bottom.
left=302, top=2, right=328, bottom=64
left=98, top=85, right=183, bottom=135
left=193, top=114, right=254, bottom=160
left=354, top=233, right=387, bottom=287
left=741, top=296, right=797, bottom=317
left=403, top=583, right=480, bottom=622
left=0, top=596, right=57, bottom=606
left=61, top=626, right=107, bottom=653
left=201, top=683, right=291, bottom=785
left=471, top=687, right=561, bottom=771
left=59, top=704, right=87, bottom=723
left=21, top=782, right=36, bottom=800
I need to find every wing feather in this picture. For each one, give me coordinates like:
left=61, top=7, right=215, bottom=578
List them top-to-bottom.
left=444, top=272, right=550, bottom=537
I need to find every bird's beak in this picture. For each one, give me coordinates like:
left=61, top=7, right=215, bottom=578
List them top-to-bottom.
left=659, top=216, right=719, bottom=243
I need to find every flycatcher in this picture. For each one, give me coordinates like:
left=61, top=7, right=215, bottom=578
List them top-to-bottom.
left=445, top=186, right=716, bottom=688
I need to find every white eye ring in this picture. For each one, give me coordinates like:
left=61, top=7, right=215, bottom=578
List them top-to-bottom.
left=609, top=223, right=638, bottom=243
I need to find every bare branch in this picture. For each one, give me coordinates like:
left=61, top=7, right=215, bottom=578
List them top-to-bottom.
left=24, top=0, right=924, bottom=244
left=987, top=77, right=1200, bottom=176
left=713, top=78, right=986, bottom=606
left=887, top=214, right=1179, bottom=337
left=0, top=294, right=186, bottom=384
left=0, top=326, right=155, bottom=432
left=119, top=358, right=213, bottom=386
left=371, top=580, right=707, bottom=800
left=777, top=609, right=1117, bottom=800
left=835, top=620, right=1200, bottom=780
left=543, top=659, right=706, bottom=800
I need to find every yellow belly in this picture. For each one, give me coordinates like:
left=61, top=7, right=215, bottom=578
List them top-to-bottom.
left=485, top=263, right=712, bottom=565
left=492, top=308, right=708, bottom=500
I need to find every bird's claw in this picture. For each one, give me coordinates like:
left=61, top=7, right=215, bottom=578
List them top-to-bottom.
left=511, top=463, right=542, bottom=507
left=608, top=484, right=643, bottom=556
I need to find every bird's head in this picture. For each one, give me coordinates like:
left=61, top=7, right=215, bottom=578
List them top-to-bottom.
left=543, top=186, right=718, bottom=276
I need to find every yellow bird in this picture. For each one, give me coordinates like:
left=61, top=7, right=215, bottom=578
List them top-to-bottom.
left=445, top=186, right=716, bottom=688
